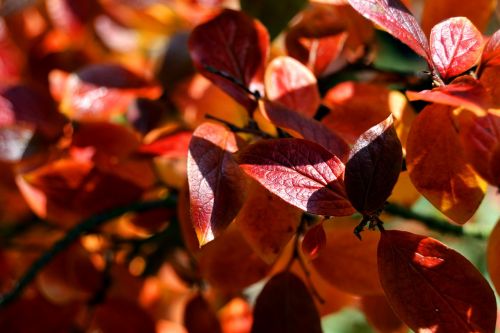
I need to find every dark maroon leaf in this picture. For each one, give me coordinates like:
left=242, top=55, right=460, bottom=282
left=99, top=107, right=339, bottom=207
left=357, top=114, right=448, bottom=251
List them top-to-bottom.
left=347, top=0, right=431, bottom=62
left=189, top=9, right=269, bottom=112
left=430, top=17, right=483, bottom=80
left=260, top=100, right=349, bottom=161
left=345, top=116, right=402, bottom=215
left=187, top=122, right=246, bottom=246
left=238, top=138, right=354, bottom=216
left=378, top=230, right=497, bottom=333
left=251, top=272, right=322, bottom=333
left=184, top=294, right=222, bottom=333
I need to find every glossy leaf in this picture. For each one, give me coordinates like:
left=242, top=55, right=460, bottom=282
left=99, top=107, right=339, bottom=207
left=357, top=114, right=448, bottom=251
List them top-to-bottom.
left=240, top=0, right=307, bottom=39
left=347, top=0, right=431, bottom=62
left=422, top=0, right=496, bottom=35
left=189, top=9, right=269, bottom=112
left=430, top=17, right=483, bottom=80
left=482, top=29, right=500, bottom=67
left=264, top=56, right=320, bottom=117
left=406, top=76, right=491, bottom=115
left=260, top=100, right=349, bottom=160
left=406, top=104, right=486, bottom=223
left=345, top=116, right=403, bottom=215
left=187, top=122, right=246, bottom=246
left=238, top=138, right=354, bottom=216
left=235, top=180, right=302, bottom=264
left=312, top=218, right=383, bottom=295
left=487, top=218, right=500, bottom=295
left=301, top=222, right=327, bottom=259
left=198, top=225, right=271, bottom=292
left=378, top=230, right=497, bottom=333
left=251, top=271, right=322, bottom=333
left=184, top=294, right=222, bottom=333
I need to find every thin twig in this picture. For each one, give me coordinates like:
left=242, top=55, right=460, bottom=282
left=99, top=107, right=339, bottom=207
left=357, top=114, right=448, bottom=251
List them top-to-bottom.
left=203, top=65, right=261, bottom=101
left=0, top=196, right=177, bottom=308
left=384, top=202, right=486, bottom=240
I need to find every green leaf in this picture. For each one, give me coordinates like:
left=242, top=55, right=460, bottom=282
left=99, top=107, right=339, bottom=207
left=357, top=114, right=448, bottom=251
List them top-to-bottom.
left=240, top=0, right=307, bottom=39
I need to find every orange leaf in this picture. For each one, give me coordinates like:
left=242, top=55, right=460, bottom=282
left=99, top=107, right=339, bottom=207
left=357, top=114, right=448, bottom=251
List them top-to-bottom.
left=480, top=65, right=500, bottom=106
left=406, top=104, right=486, bottom=223
left=312, top=218, right=383, bottom=295
left=487, top=218, right=500, bottom=295
left=378, top=230, right=497, bottom=333
left=360, top=295, right=407, bottom=333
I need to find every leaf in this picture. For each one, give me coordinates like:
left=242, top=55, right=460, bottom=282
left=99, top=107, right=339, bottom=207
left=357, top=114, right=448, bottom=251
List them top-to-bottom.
left=241, top=0, right=307, bottom=39
left=347, top=0, right=431, bottom=62
left=422, top=0, right=496, bottom=36
left=189, top=9, right=269, bottom=112
left=430, top=17, right=483, bottom=80
left=482, top=29, right=500, bottom=67
left=264, top=56, right=320, bottom=117
left=480, top=65, right=500, bottom=106
left=406, top=76, right=491, bottom=115
left=322, top=82, right=394, bottom=144
left=260, top=100, right=349, bottom=160
left=406, top=104, right=486, bottom=223
left=456, top=109, right=500, bottom=186
left=345, top=116, right=403, bottom=215
left=187, top=122, right=246, bottom=246
left=139, top=130, right=192, bottom=159
left=238, top=138, right=354, bottom=216
left=235, top=180, right=302, bottom=264
left=312, top=218, right=384, bottom=295
left=487, top=218, right=500, bottom=295
left=301, top=222, right=327, bottom=259
left=198, top=225, right=271, bottom=292
left=378, top=230, right=497, bottom=333
left=251, top=271, right=322, bottom=333
left=183, top=294, right=222, bottom=333
left=360, top=295, right=406, bottom=333
left=89, top=299, right=156, bottom=333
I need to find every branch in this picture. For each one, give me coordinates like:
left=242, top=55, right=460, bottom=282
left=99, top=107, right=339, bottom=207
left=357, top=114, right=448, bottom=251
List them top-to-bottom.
left=0, top=195, right=177, bottom=308
left=384, top=202, right=486, bottom=240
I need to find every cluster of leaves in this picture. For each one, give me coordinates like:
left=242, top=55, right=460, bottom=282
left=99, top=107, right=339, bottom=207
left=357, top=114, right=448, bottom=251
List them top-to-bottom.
left=0, top=0, right=500, bottom=332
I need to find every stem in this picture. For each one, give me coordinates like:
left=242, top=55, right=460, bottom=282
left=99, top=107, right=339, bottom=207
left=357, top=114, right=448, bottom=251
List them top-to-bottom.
left=203, top=65, right=261, bottom=101
left=205, top=114, right=273, bottom=138
left=0, top=196, right=177, bottom=308
left=384, top=202, right=486, bottom=239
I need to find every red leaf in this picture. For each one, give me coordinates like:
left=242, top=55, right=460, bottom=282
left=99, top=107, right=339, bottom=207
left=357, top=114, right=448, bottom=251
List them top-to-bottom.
left=347, top=0, right=431, bottom=62
left=189, top=9, right=269, bottom=112
left=430, top=17, right=483, bottom=80
left=482, top=29, right=500, bottom=67
left=265, top=56, right=320, bottom=117
left=406, top=76, right=491, bottom=115
left=260, top=100, right=349, bottom=160
left=406, top=104, right=486, bottom=224
left=345, top=116, right=402, bottom=215
left=187, top=122, right=246, bottom=246
left=139, top=131, right=192, bottom=159
left=238, top=138, right=354, bottom=216
left=487, top=219, right=500, bottom=295
left=301, top=222, right=327, bottom=259
left=378, top=230, right=497, bottom=333
left=251, top=272, right=322, bottom=333
left=183, top=294, right=222, bottom=333
left=360, top=295, right=406, bottom=333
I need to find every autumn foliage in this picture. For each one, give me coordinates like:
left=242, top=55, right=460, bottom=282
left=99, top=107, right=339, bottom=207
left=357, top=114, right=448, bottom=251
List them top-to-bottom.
left=0, top=0, right=500, bottom=332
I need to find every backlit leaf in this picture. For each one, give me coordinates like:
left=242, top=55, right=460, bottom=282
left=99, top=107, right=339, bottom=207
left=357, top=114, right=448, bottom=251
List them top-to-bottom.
left=240, top=0, right=307, bottom=39
left=347, top=0, right=431, bottom=62
left=422, top=0, right=496, bottom=35
left=189, top=9, right=269, bottom=112
left=430, top=17, right=483, bottom=80
left=482, top=29, right=500, bottom=67
left=264, top=56, right=320, bottom=117
left=480, top=63, right=500, bottom=106
left=406, top=76, right=491, bottom=115
left=260, top=100, right=349, bottom=160
left=406, top=104, right=486, bottom=223
left=345, top=116, right=403, bottom=215
left=187, top=122, right=246, bottom=246
left=238, top=138, right=354, bottom=216
left=235, top=180, right=302, bottom=264
left=312, top=218, right=383, bottom=295
left=487, top=218, right=500, bottom=294
left=301, top=222, right=327, bottom=259
left=378, top=230, right=497, bottom=333
left=251, top=271, right=322, bottom=333
left=184, top=294, right=222, bottom=333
